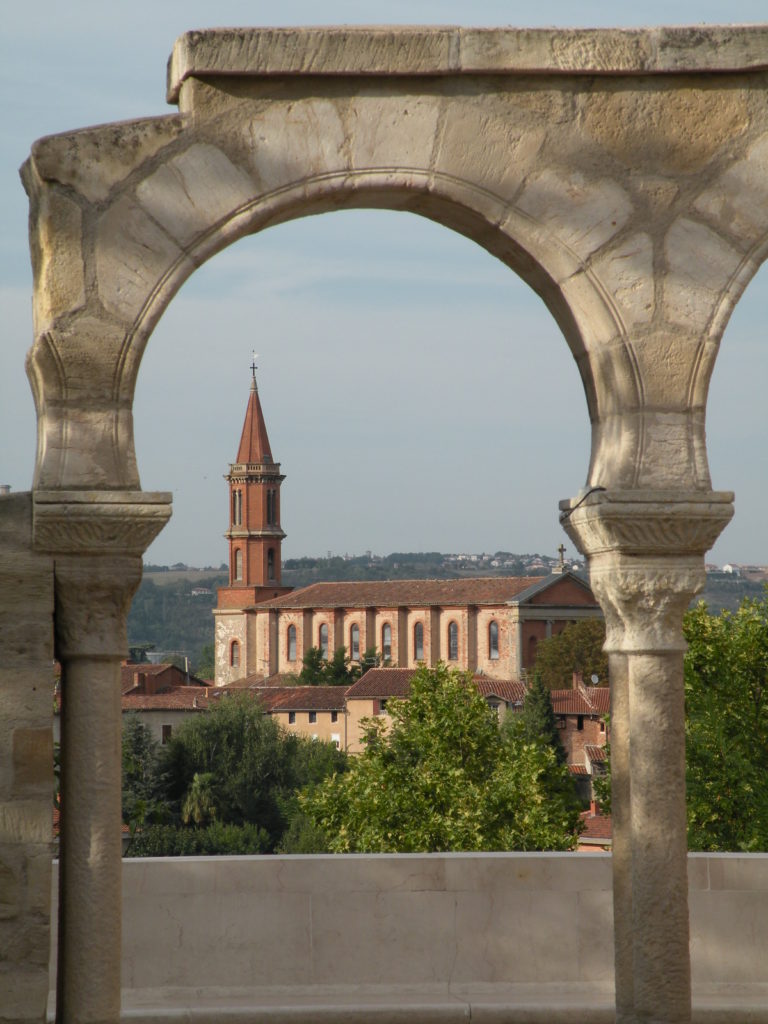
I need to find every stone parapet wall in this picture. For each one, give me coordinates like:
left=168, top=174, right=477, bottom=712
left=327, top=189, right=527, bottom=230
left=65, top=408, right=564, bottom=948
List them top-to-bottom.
left=45, top=852, right=768, bottom=1021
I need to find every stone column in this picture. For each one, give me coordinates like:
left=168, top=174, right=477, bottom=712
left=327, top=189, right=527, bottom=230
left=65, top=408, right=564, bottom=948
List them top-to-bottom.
left=560, top=489, right=733, bottom=1024
left=33, top=491, right=171, bottom=1024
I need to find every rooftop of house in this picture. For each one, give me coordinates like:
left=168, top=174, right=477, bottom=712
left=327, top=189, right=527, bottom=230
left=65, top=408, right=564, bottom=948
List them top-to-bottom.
left=346, top=667, right=525, bottom=703
left=250, top=685, right=347, bottom=712
left=550, top=686, right=610, bottom=716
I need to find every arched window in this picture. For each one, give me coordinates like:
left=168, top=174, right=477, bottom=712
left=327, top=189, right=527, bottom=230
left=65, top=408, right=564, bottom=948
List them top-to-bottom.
left=232, top=489, right=242, bottom=526
left=266, top=489, right=274, bottom=525
left=234, top=548, right=243, bottom=581
left=267, top=548, right=275, bottom=580
left=489, top=620, right=499, bottom=660
left=414, top=621, right=424, bottom=662
left=448, top=621, right=459, bottom=661
left=381, top=622, right=392, bottom=661
left=319, top=623, right=329, bottom=660
left=350, top=623, right=360, bottom=661
left=287, top=624, right=297, bottom=662
left=230, top=640, right=240, bottom=668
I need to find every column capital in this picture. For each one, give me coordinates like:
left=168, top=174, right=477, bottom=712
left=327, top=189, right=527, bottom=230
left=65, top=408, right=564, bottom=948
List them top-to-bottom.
left=559, top=489, right=734, bottom=654
left=32, top=490, right=172, bottom=661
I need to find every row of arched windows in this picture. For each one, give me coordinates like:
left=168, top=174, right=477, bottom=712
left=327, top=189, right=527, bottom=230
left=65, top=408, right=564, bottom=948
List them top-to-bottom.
left=280, top=619, right=500, bottom=663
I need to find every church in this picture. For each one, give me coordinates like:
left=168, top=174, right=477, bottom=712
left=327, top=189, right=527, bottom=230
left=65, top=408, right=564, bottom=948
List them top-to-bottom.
left=213, top=371, right=602, bottom=687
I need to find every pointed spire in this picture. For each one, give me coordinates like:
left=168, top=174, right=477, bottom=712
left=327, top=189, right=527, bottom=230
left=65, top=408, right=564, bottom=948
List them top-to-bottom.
left=236, top=357, right=273, bottom=463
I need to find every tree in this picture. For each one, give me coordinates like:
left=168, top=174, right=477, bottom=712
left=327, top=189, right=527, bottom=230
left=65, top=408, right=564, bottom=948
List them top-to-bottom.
left=684, top=597, right=768, bottom=851
left=533, top=618, right=608, bottom=690
left=195, top=643, right=215, bottom=679
left=297, top=646, right=364, bottom=686
left=297, top=647, right=326, bottom=685
left=301, top=664, right=581, bottom=852
left=509, top=670, right=566, bottom=764
left=157, top=693, right=348, bottom=852
left=121, top=714, right=169, bottom=831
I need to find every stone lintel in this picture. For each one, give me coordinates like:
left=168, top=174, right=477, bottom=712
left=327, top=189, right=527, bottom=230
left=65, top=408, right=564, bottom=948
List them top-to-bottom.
left=168, top=25, right=768, bottom=102
left=32, top=490, right=172, bottom=556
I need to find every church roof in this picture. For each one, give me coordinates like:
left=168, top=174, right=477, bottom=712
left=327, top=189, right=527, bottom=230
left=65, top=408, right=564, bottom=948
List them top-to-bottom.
left=236, top=377, right=273, bottom=463
left=262, top=576, right=550, bottom=610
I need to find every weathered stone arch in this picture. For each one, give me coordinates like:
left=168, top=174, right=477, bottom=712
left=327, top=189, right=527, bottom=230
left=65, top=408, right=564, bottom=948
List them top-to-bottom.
left=16, top=24, right=768, bottom=1024
left=25, top=126, right=638, bottom=496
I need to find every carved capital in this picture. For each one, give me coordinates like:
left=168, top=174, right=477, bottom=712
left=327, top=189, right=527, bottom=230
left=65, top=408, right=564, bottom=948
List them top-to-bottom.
left=559, top=489, right=734, bottom=654
left=32, top=490, right=172, bottom=556
left=33, top=490, right=171, bottom=661
left=53, top=554, right=143, bottom=661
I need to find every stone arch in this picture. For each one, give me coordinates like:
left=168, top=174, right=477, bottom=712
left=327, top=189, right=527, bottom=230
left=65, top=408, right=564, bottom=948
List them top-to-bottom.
left=25, top=149, right=636, bottom=495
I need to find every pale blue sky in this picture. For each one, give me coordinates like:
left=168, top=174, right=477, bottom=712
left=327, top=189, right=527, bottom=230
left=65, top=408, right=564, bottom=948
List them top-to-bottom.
left=2, top=2, right=768, bottom=567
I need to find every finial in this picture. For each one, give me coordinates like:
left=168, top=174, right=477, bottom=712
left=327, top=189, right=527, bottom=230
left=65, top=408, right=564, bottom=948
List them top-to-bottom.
left=250, top=351, right=258, bottom=390
left=557, top=543, right=566, bottom=567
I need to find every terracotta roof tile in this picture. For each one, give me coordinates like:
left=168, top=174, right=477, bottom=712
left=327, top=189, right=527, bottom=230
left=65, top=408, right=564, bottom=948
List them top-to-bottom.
left=262, top=577, right=547, bottom=610
left=346, top=667, right=525, bottom=702
left=122, top=686, right=211, bottom=711
left=251, top=686, right=346, bottom=712
left=551, top=686, right=610, bottom=716
left=585, top=744, right=607, bottom=763
left=569, top=764, right=590, bottom=776
left=579, top=809, right=613, bottom=841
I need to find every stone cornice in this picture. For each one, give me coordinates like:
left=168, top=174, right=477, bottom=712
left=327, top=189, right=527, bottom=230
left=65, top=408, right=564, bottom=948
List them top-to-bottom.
left=168, top=26, right=768, bottom=102
left=32, top=490, right=172, bottom=557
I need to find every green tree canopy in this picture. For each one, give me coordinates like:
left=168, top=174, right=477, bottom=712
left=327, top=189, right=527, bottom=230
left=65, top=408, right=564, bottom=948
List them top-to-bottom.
left=684, top=596, right=768, bottom=851
left=533, top=618, right=608, bottom=690
left=297, top=646, right=364, bottom=686
left=301, top=664, right=581, bottom=852
left=509, top=670, right=566, bottom=764
left=158, top=693, right=347, bottom=852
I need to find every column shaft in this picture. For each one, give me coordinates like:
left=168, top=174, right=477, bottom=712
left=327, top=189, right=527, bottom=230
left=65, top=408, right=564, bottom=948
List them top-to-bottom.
left=56, top=658, right=123, bottom=1024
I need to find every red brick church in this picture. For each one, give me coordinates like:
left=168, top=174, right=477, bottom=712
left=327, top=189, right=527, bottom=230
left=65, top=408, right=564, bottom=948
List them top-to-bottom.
left=213, top=370, right=602, bottom=687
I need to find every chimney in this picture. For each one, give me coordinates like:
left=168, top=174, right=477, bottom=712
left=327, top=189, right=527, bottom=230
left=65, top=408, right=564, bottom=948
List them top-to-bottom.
left=573, top=670, right=584, bottom=691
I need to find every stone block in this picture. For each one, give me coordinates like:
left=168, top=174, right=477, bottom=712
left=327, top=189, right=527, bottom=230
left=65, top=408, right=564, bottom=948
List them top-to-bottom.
left=581, top=84, right=748, bottom=175
left=346, top=91, right=441, bottom=175
left=240, top=98, right=347, bottom=198
left=28, top=117, right=185, bottom=203
left=694, top=132, right=768, bottom=244
left=137, top=143, right=256, bottom=248
left=516, top=168, right=632, bottom=265
left=33, top=190, right=85, bottom=336
left=95, top=195, right=193, bottom=325
left=663, top=217, right=744, bottom=334
left=590, top=233, right=654, bottom=329
left=12, top=728, right=53, bottom=792
left=0, top=801, right=52, bottom=845
left=0, top=853, right=20, bottom=920
left=310, top=889, right=456, bottom=985
left=0, top=963, right=49, bottom=1020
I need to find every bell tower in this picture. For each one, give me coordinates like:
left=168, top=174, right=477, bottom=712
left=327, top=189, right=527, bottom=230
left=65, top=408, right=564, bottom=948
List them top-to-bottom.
left=225, top=358, right=287, bottom=591
left=213, top=360, right=292, bottom=685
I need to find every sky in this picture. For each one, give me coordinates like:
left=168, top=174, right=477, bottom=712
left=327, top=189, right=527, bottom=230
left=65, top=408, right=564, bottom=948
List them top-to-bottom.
left=3, top=1, right=768, bottom=568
